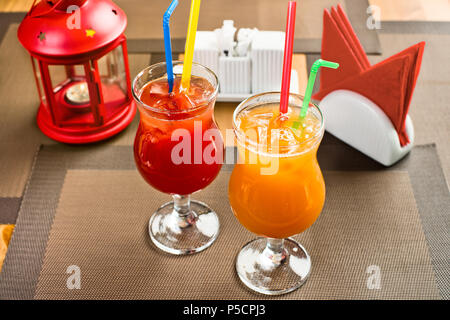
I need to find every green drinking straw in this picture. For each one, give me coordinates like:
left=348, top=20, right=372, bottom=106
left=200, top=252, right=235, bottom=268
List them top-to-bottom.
left=293, top=59, right=339, bottom=129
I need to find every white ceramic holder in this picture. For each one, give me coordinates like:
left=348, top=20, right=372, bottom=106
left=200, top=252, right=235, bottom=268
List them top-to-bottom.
left=193, top=26, right=297, bottom=101
left=193, top=31, right=220, bottom=74
left=250, top=31, right=285, bottom=93
left=218, top=56, right=251, bottom=94
left=319, top=90, right=414, bottom=166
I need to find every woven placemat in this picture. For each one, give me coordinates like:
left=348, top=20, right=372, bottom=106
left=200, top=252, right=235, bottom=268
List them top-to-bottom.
left=121, top=0, right=381, bottom=54
left=0, top=142, right=447, bottom=300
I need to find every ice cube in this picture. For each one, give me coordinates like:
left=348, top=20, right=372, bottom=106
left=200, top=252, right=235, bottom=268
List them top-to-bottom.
left=149, top=81, right=169, bottom=95
left=172, top=91, right=195, bottom=110
left=151, top=96, right=171, bottom=110
left=243, top=111, right=272, bottom=129
left=148, top=126, right=166, bottom=144
left=257, top=126, right=268, bottom=144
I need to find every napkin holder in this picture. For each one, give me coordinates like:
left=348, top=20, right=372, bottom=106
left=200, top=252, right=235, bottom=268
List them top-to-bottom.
left=319, top=90, right=414, bottom=166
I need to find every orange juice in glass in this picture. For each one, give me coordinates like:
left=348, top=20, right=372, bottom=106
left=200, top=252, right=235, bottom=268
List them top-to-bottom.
left=228, top=92, right=325, bottom=295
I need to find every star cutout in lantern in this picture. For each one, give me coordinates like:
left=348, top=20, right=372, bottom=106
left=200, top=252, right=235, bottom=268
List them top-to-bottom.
left=85, top=29, right=96, bottom=38
left=37, top=31, right=46, bottom=42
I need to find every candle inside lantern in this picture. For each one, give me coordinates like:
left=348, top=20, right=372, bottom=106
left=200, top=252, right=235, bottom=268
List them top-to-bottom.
left=65, top=82, right=90, bottom=105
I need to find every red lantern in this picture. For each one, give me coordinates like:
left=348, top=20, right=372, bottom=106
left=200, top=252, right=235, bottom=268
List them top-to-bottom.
left=17, top=0, right=136, bottom=144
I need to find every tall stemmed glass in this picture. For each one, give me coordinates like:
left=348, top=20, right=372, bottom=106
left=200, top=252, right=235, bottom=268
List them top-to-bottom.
left=132, top=61, right=223, bottom=255
left=228, top=92, right=325, bottom=294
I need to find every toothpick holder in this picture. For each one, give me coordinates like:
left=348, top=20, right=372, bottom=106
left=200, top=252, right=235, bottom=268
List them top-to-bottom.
left=319, top=90, right=414, bottom=166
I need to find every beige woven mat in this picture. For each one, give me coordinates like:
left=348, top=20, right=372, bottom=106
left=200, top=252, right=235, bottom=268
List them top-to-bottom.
left=119, top=0, right=343, bottom=40
left=33, top=169, right=439, bottom=300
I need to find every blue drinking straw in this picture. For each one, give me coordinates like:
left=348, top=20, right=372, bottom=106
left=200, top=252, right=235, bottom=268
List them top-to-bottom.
left=163, top=0, right=178, bottom=93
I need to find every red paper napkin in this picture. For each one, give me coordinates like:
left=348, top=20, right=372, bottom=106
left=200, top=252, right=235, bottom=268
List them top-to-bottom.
left=313, top=4, right=425, bottom=146
left=334, top=4, right=371, bottom=69
left=319, top=7, right=364, bottom=90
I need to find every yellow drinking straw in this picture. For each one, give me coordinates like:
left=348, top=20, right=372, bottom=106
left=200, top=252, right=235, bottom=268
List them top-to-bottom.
left=181, top=0, right=201, bottom=90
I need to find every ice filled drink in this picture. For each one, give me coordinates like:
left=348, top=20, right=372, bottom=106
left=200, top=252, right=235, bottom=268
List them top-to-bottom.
left=132, top=61, right=222, bottom=255
left=135, top=75, right=222, bottom=195
left=228, top=92, right=325, bottom=295
left=229, top=101, right=325, bottom=238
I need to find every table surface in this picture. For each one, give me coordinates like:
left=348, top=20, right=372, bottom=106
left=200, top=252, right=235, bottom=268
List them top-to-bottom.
left=0, top=2, right=449, bottom=300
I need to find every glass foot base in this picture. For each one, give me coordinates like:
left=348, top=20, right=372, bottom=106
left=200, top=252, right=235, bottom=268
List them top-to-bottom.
left=148, top=200, right=219, bottom=255
left=236, top=237, right=311, bottom=295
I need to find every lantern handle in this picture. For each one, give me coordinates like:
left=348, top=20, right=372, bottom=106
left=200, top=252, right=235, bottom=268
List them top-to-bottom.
left=27, top=0, right=39, bottom=16
left=27, top=0, right=39, bottom=15
left=28, top=0, right=63, bottom=18
left=28, top=0, right=87, bottom=18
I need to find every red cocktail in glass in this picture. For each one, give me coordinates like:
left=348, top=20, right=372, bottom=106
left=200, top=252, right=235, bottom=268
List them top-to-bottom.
left=132, top=61, right=222, bottom=255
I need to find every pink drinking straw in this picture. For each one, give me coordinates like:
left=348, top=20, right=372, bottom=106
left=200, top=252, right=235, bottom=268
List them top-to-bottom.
left=280, top=1, right=297, bottom=114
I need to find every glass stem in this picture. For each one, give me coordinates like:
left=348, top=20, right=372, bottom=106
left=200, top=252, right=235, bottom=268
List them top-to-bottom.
left=172, top=194, right=196, bottom=227
left=173, top=194, right=191, bottom=217
left=264, top=238, right=286, bottom=266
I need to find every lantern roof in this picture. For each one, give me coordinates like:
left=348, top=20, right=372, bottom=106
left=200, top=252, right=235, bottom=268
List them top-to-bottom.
left=18, top=0, right=127, bottom=58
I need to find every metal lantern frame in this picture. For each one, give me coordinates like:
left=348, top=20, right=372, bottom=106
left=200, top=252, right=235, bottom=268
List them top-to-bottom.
left=18, top=0, right=136, bottom=143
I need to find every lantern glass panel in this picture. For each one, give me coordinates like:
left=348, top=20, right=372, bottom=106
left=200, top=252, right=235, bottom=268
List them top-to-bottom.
left=97, top=44, right=128, bottom=120
left=31, top=57, right=47, bottom=107
left=47, top=63, right=95, bottom=125
left=48, top=65, right=90, bottom=101
left=48, top=65, right=69, bottom=91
